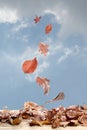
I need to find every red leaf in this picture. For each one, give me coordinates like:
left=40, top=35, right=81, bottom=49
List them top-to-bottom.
left=34, top=16, right=41, bottom=23
left=45, top=24, right=52, bottom=34
left=22, top=57, right=38, bottom=74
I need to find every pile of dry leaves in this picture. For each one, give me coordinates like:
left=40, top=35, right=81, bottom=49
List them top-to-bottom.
left=0, top=102, right=87, bottom=128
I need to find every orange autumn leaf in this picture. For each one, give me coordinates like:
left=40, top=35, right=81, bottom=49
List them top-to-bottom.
left=45, top=24, right=52, bottom=34
left=39, top=42, right=49, bottom=56
left=22, top=57, right=38, bottom=74
left=36, top=76, right=50, bottom=95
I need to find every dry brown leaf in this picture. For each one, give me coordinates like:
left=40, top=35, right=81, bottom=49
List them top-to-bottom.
left=36, top=76, right=50, bottom=94
left=44, top=92, right=65, bottom=104
left=78, top=114, right=87, bottom=125
left=9, top=117, right=21, bottom=125
left=29, top=119, right=42, bottom=126
left=41, top=119, right=51, bottom=125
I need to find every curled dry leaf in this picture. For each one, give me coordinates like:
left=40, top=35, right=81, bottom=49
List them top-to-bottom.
left=39, top=42, right=49, bottom=56
left=22, top=57, right=38, bottom=74
left=36, top=76, right=50, bottom=95
left=45, top=92, right=65, bottom=104
left=24, top=101, right=38, bottom=109
left=66, top=105, right=81, bottom=120
left=81, top=105, right=87, bottom=110
left=66, top=109, right=78, bottom=119
left=9, top=110, right=20, bottom=117
left=21, top=112, right=30, bottom=119
left=78, top=114, right=87, bottom=125
left=60, top=115, right=67, bottom=122
left=9, top=117, right=21, bottom=125
left=52, top=118, right=60, bottom=128
left=29, top=119, right=51, bottom=126
left=29, top=119, right=42, bottom=126
left=41, top=119, right=51, bottom=125
left=68, top=120, right=79, bottom=126
left=60, top=121, right=70, bottom=127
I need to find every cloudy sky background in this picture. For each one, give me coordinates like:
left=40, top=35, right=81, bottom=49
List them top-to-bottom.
left=0, top=0, right=87, bottom=110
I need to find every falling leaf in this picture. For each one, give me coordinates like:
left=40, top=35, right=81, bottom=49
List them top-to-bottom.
left=34, top=16, right=41, bottom=23
left=45, top=24, right=52, bottom=34
left=39, top=42, right=49, bottom=56
left=22, top=57, right=38, bottom=74
left=36, top=76, right=50, bottom=95
left=45, top=92, right=65, bottom=104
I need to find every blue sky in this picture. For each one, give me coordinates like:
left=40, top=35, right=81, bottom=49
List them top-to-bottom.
left=0, top=0, right=87, bottom=110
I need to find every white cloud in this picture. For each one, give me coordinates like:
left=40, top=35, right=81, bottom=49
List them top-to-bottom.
left=0, top=0, right=87, bottom=40
left=0, top=7, right=19, bottom=23
left=44, top=8, right=68, bottom=24
left=12, top=21, right=29, bottom=31
left=21, top=35, right=29, bottom=42
left=49, top=43, right=63, bottom=56
left=57, top=45, right=80, bottom=64
left=58, top=48, right=72, bottom=64
left=0, top=51, right=18, bottom=64
left=36, top=61, right=49, bottom=75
